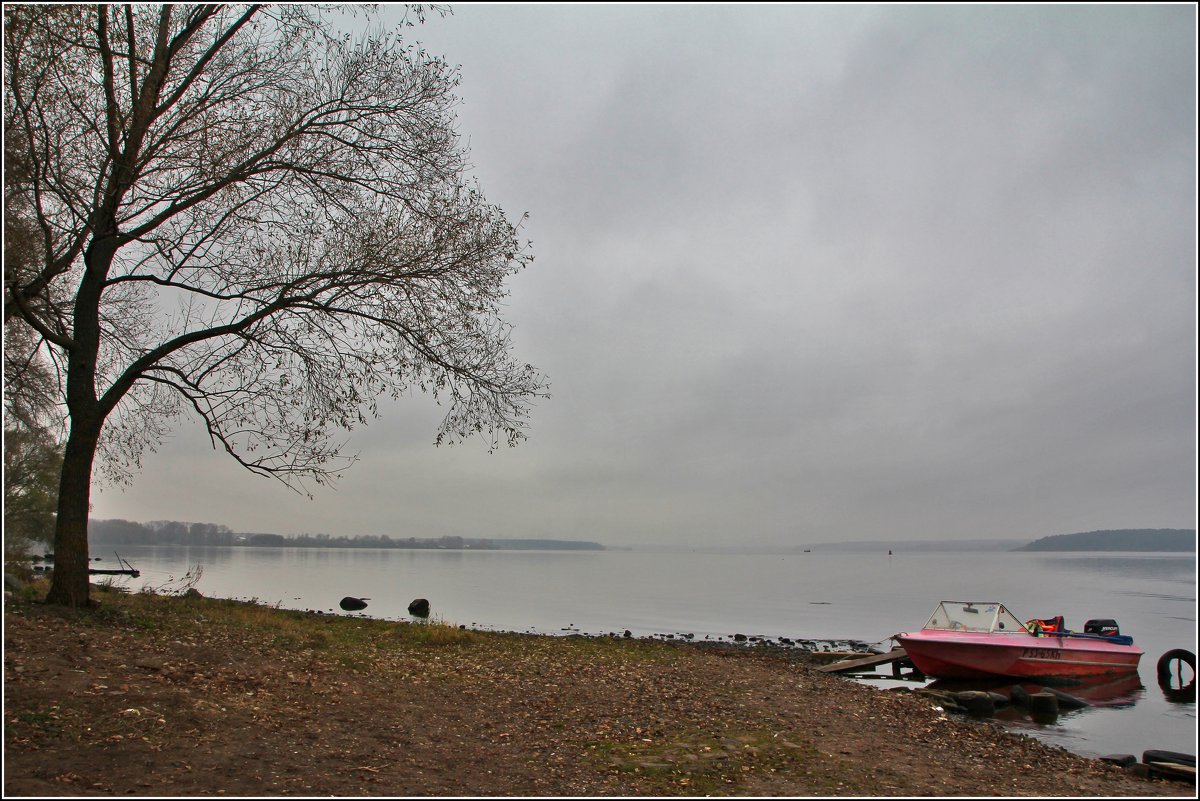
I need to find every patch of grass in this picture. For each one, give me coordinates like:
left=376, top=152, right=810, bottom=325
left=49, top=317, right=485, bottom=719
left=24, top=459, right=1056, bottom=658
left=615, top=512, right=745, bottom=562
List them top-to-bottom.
left=93, top=577, right=130, bottom=594
left=14, top=583, right=42, bottom=603
left=78, top=591, right=491, bottom=661
left=183, top=598, right=375, bottom=649
left=124, top=614, right=162, bottom=631
left=390, top=620, right=480, bottom=647
left=304, top=631, right=332, bottom=650
left=481, top=631, right=686, bottom=668
left=271, top=633, right=300, bottom=649
left=566, top=634, right=688, bottom=663
left=335, top=653, right=370, bottom=673
left=10, top=707, right=66, bottom=739
left=16, top=709, right=55, bottom=726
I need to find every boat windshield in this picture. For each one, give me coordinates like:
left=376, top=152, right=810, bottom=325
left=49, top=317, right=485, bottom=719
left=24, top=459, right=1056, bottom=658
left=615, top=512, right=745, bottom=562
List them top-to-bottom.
left=922, top=601, right=1027, bottom=634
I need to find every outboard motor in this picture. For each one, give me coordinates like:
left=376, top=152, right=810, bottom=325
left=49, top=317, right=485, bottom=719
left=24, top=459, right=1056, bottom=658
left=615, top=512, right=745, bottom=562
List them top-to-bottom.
left=1084, top=618, right=1120, bottom=637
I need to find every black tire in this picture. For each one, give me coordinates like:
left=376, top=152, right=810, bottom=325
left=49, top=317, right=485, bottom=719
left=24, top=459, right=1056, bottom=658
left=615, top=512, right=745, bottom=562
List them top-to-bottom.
left=1156, top=649, right=1196, bottom=681
left=1142, top=749, right=1196, bottom=767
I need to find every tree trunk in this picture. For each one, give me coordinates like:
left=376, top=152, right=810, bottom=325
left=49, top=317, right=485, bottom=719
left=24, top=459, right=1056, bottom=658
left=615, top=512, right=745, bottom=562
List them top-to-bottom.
left=44, top=239, right=111, bottom=608
left=44, top=418, right=101, bottom=607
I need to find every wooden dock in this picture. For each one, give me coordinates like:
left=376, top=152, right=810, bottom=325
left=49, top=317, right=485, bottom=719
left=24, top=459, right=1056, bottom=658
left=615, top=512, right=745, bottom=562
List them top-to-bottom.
left=91, top=552, right=140, bottom=578
left=816, top=647, right=910, bottom=674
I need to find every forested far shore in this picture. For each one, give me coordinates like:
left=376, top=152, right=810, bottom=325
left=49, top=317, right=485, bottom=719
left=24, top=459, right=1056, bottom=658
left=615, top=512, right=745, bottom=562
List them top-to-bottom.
left=85, top=519, right=604, bottom=552
left=1013, top=528, right=1195, bottom=552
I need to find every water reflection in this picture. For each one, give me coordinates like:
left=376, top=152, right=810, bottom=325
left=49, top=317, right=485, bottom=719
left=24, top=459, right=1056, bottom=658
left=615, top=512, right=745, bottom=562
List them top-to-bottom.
left=130, top=544, right=236, bottom=565
left=1037, top=553, right=1196, bottom=586
left=1156, top=649, right=1197, bottom=704
left=926, top=671, right=1145, bottom=714
left=919, top=673, right=1145, bottom=736
left=1159, top=680, right=1197, bottom=704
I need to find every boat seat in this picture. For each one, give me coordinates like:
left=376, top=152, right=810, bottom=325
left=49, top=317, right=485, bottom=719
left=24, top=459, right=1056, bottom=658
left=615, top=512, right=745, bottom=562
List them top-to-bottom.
left=1026, top=615, right=1066, bottom=636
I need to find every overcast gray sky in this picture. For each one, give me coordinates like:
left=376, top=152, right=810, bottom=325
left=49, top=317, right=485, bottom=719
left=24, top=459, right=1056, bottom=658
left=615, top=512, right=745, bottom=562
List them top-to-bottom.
left=90, top=4, right=1197, bottom=548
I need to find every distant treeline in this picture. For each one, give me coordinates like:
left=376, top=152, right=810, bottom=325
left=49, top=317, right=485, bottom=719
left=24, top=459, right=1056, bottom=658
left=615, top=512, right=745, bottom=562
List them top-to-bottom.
left=87, top=519, right=604, bottom=551
left=90, top=519, right=237, bottom=547
left=1013, top=529, right=1196, bottom=552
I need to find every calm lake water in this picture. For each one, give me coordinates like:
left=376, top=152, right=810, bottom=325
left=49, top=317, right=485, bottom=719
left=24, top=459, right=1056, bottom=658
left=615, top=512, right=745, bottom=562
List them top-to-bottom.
left=100, top=546, right=1197, bottom=761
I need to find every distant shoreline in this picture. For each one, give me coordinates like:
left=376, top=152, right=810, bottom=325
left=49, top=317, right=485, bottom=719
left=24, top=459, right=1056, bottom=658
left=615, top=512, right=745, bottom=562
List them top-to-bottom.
left=86, top=518, right=1196, bottom=555
left=1013, top=528, right=1196, bottom=553
left=87, top=538, right=607, bottom=553
left=629, top=539, right=1030, bottom=554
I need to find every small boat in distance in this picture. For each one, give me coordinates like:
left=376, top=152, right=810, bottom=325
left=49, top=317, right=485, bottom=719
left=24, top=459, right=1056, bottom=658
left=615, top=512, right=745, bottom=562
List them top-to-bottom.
left=893, top=601, right=1143, bottom=680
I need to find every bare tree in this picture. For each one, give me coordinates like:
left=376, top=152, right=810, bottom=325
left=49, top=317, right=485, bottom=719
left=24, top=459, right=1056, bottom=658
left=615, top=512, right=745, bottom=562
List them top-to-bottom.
left=4, top=4, right=548, bottom=607
left=4, top=55, right=66, bottom=569
left=4, top=89, right=64, bottom=433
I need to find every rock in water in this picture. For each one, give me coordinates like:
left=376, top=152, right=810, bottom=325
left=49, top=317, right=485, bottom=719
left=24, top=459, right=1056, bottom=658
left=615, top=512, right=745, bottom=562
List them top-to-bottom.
left=339, top=596, right=369, bottom=611
left=408, top=598, right=430, bottom=618
left=1042, top=686, right=1090, bottom=709
left=954, top=691, right=996, bottom=717
left=1029, top=692, right=1059, bottom=716
left=1099, top=754, right=1137, bottom=768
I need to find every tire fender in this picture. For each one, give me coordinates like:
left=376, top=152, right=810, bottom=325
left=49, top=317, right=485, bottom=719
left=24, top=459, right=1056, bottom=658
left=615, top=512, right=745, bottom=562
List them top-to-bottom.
left=1156, top=649, right=1195, bottom=680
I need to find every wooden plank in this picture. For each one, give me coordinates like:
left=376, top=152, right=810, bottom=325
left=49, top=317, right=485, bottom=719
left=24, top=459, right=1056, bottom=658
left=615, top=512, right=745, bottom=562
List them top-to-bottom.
left=817, top=647, right=908, bottom=673
left=807, top=651, right=872, bottom=665
left=1147, top=762, right=1196, bottom=783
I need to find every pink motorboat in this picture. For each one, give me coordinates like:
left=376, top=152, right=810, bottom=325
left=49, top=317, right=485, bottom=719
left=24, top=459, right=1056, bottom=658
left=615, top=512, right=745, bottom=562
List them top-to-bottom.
left=893, top=601, right=1143, bottom=680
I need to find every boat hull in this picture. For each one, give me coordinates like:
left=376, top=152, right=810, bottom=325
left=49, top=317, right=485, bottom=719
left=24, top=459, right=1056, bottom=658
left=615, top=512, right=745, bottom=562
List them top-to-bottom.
left=895, top=630, right=1143, bottom=680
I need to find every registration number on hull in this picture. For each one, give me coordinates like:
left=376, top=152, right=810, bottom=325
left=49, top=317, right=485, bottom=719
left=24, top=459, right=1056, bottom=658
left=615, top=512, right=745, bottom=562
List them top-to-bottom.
left=1021, top=647, right=1062, bottom=660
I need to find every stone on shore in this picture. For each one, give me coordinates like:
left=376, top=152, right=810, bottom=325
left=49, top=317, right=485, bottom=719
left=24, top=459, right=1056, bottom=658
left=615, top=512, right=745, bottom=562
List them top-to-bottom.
left=408, top=598, right=430, bottom=618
